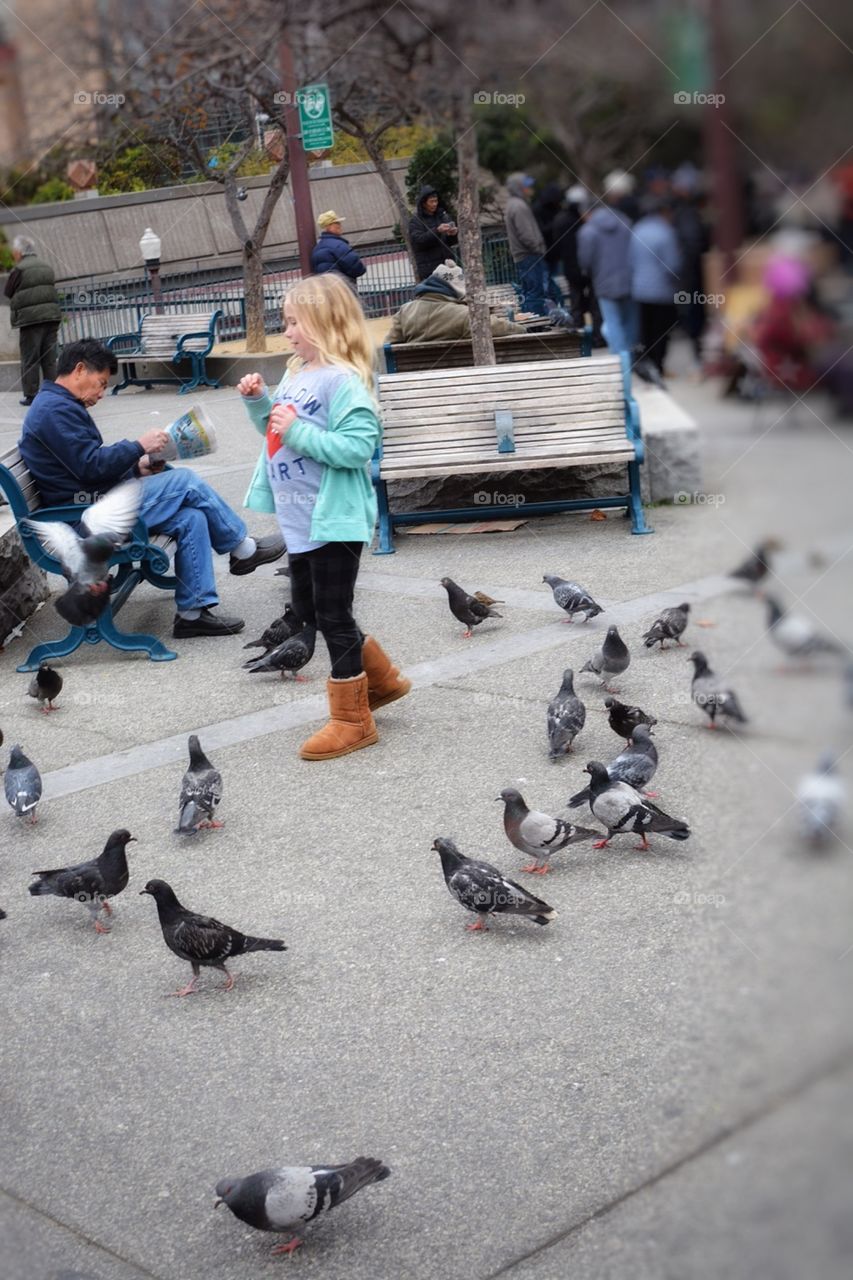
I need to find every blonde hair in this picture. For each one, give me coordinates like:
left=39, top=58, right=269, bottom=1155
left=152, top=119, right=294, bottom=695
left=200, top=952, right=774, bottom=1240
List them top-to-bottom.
left=283, top=274, right=375, bottom=394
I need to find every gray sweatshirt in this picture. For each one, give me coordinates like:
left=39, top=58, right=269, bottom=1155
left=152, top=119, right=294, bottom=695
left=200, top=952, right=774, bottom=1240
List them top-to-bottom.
left=504, top=174, right=546, bottom=262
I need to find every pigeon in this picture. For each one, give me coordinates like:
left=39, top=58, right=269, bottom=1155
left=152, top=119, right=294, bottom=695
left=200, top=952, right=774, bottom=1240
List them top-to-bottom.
left=23, top=481, right=142, bottom=626
left=729, top=539, right=780, bottom=587
left=274, top=564, right=291, bottom=578
left=542, top=574, right=603, bottom=622
left=439, top=577, right=502, bottom=638
left=765, top=597, right=846, bottom=664
left=643, top=603, right=691, bottom=650
left=242, top=605, right=301, bottom=654
left=243, top=624, right=316, bottom=679
left=580, top=625, right=630, bottom=690
left=688, top=651, right=748, bottom=728
left=27, top=663, right=63, bottom=713
left=546, top=668, right=586, bottom=760
left=604, top=696, right=658, bottom=740
left=567, top=725, right=659, bottom=807
left=176, top=735, right=223, bottom=834
left=4, top=746, right=42, bottom=823
left=796, top=753, right=846, bottom=848
left=583, top=761, right=690, bottom=850
left=499, top=787, right=599, bottom=874
left=28, top=829, right=136, bottom=933
left=431, top=837, right=557, bottom=929
left=140, top=878, right=287, bottom=996
left=0, top=908, right=5, bottom=920
left=214, top=1157, right=391, bottom=1257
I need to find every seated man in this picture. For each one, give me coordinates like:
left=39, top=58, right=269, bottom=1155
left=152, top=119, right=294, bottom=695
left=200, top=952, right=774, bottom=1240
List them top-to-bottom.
left=384, top=261, right=525, bottom=344
left=19, top=339, right=284, bottom=637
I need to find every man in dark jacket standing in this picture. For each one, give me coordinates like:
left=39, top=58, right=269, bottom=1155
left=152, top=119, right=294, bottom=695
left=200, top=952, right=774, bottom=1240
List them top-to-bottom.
left=504, top=173, right=548, bottom=316
left=408, top=187, right=458, bottom=281
left=577, top=190, right=637, bottom=355
left=310, top=211, right=366, bottom=292
left=3, top=236, right=62, bottom=407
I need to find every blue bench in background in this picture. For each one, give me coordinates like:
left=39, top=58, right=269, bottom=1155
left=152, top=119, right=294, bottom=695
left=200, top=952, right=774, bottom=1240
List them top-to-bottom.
left=107, top=310, right=222, bottom=394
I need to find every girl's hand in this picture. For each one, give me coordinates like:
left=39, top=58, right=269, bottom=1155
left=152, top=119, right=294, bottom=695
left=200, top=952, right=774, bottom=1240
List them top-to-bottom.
left=237, top=373, right=265, bottom=397
left=268, top=401, right=298, bottom=441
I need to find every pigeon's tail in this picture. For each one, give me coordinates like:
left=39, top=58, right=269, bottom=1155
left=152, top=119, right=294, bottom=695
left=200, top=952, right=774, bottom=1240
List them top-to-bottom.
left=242, top=637, right=267, bottom=650
left=579, top=658, right=595, bottom=674
left=724, top=696, right=749, bottom=724
left=565, top=787, right=590, bottom=808
left=175, top=802, right=204, bottom=835
left=648, top=813, right=691, bottom=841
left=28, top=877, right=55, bottom=896
left=531, top=906, right=558, bottom=925
left=239, top=934, right=287, bottom=954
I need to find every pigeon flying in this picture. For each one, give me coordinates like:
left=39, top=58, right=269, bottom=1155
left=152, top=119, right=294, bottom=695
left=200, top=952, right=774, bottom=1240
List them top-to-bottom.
left=542, top=574, right=603, bottom=623
left=439, top=577, right=502, bottom=638
left=765, top=597, right=846, bottom=664
left=642, top=603, right=691, bottom=650
left=242, top=605, right=300, bottom=654
left=243, top=624, right=316, bottom=679
left=580, top=625, right=630, bottom=691
left=688, top=651, right=748, bottom=728
left=27, top=663, right=63, bottom=713
left=546, top=668, right=586, bottom=760
left=567, top=725, right=659, bottom=807
left=176, top=735, right=223, bottom=834
left=4, top=745, right=42, bottom=823
left=796, top=753, right=846, bottom=849
left=583, top=762, right=690, bottom=850
left=499, top=787, right=599, bottom=874
left=29, top=829, right=136, bottom=933
left=431, top=837, right=557, bottom=929
left=140, top=878, right=286, bottom=996
left=214, top=1157, right=390, bottom=1257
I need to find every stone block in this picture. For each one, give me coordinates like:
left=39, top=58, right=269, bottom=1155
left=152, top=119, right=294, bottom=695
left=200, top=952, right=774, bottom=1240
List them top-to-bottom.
left=0, top=524, right=50, bottom=647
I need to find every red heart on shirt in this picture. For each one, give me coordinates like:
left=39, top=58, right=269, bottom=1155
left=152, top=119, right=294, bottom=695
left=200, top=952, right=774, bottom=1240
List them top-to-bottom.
left=266, top=424, right=279, bottom=458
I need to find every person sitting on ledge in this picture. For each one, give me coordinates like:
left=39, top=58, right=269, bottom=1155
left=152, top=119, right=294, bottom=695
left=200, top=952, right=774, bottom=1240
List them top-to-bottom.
left=384, top=261, right=525, bottom=345
left=19, top=338, right=285, bottom=638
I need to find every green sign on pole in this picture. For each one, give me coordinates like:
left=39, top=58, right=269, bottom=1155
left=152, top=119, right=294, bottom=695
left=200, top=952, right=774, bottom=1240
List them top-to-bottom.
left=297, top=83, right=334, bottom=152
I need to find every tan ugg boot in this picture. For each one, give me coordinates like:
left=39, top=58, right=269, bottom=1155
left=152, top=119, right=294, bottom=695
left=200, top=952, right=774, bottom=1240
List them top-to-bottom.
left=362, top=635, right=412, bottom=711
left=299, top=673, right=379, bottom=761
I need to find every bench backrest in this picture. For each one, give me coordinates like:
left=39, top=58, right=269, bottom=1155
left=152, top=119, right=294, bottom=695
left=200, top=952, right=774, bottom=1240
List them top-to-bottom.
left=139, top=312, right=218, bottom=355
left=386, top=330, right=584, bottom=374
left=0, top=446, right=43, bottom=518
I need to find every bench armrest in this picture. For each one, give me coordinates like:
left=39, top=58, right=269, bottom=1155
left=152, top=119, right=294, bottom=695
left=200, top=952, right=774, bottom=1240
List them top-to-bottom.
left=173, top=329, right=216, bottom=357
left=106, top=333, right=142, bottom=353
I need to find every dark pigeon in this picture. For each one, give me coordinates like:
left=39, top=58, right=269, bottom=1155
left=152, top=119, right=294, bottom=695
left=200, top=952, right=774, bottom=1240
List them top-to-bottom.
left=729, top=539, right=780, bottom=587
left=542, top=574, right=603, bottom=622
left=439, top=577, right=502, bottom=638
left=765, top=596, right=846, bottom=663
left=643, top=603, right=690, bottom=650
left=242, top=605, right=301, bottom=654
left=243, top=624, right=316, bottom=679
left=580, top=625, right=630, bottom=690
left=689, top=651, right=748, bottom=728
left=27, top=663, right=63, bottom=713
left=546, top=668, right=586, bottom=760
left=604, top=696, right=658, bottom=740
left=567, top=724, right=659, bottom=807
left=176, top=735, right=223, bottom=834
left=4, top=745, right=42, bottom=823
left=796, top=753, right=846, bottom=848
left=583, top=761, right=690, bottom=850
left=499, top=787, right=599, bottom=874
left=29, top=829, right=136, bottom=933
left=431, top=837, right=557, bottom=930
left=140, top=878, right=286, bottom=996
left=215, top=1157, right=390, bottom=1257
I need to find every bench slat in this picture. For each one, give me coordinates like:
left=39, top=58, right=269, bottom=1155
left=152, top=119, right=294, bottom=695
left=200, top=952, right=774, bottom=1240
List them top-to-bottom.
left=379, top=354, right=620, bottom=385
left=381, top=423, right=627, bottom=448
left=381, top=451, right=635, bottom=481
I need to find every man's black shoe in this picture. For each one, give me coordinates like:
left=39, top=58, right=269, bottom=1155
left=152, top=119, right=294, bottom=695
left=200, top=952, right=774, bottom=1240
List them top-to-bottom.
left=19, top=396, right=34, bottom=407
left=229, top=533, right=286, bottom=576
left=173, top=608, right=246, bottom=638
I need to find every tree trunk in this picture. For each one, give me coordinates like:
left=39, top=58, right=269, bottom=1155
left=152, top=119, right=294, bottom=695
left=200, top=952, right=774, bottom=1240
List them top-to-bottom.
left=455, top=99, right=494, bottom=366
left=359, top=130, right=417, bottom=270
left=243, top=241, right=267, bottom=352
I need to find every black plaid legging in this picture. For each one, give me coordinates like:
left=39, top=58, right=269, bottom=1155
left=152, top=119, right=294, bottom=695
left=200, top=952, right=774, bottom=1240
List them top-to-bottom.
left=288, top=540, right=365, bottom=678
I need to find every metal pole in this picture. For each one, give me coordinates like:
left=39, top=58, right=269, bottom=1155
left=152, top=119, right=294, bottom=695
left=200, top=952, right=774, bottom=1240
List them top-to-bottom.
left=704, top=0, right=743, bottom=285
left=280, top=39, right=315, bottom=277
left=150, top=264, right=164, bottom=314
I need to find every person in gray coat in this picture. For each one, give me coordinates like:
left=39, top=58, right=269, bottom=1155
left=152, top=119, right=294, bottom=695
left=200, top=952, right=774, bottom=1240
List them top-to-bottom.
left=504, top=173, right=548, bottom=316
left=577, top=198, right=637, bottom=356
left=629, top=199, right=682, bottom=375
left=3, top=236, right=61, bottom=406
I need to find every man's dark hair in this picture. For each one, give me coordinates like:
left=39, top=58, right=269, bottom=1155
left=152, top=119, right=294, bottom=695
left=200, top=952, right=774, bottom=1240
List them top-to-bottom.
left=56, top=339, right=118, bottom=377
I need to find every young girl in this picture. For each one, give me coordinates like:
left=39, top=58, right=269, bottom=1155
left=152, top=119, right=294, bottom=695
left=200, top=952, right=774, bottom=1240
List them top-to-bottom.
left=237, top=273, right=410, bottom=761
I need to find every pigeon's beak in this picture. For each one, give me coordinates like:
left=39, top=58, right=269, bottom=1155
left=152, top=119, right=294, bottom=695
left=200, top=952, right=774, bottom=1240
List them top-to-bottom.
left=128, top=836, right=138, bottom=843
left=139, top=888, right=150, bottom=896
left=214, top=1198, right=224, bottom=1209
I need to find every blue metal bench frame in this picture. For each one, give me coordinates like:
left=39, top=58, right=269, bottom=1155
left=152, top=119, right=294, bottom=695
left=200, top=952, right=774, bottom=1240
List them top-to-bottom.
left=106, top=309, right=223, bottom=395
left=371, top=351, right=653, bottom=554
left=0, top=457, right=179, bottom=671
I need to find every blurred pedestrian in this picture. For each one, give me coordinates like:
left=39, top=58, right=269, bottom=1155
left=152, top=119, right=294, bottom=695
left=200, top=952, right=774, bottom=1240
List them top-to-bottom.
left=672, top=170, right=710, bottom=365
left=504, top=173, right=548, bottom=316
left=532, top=180, right=566, bottom=305
left=552, top=185, right=602, bottom=338
left=577, top=185, right=636, bottom=354
left=408, top=187, right=458, bottom=282
left=629, top=198, right=682, bottom=376
left=310, top=212, right=366, bottom=293
left=3, top=235, right=61, bottom=407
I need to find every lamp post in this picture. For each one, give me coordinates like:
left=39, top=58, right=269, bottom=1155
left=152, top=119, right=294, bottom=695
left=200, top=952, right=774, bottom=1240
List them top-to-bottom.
left=140, top=227, right=163, bottom=314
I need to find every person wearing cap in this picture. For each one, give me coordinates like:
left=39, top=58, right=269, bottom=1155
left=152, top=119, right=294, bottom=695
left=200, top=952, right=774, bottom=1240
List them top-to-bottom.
left=504, top=173, right=548, bottom=316
left=408, top=186, right=458, bottom=282
left=310, top=212, right=366, bottom=292
left=384, top=261, right=525, bottom=344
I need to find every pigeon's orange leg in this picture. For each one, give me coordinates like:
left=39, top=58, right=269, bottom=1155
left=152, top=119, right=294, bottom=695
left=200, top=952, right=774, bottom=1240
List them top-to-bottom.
left=643, top=791, right=660, bottom=799
left=198, top=819, right=224, bottom=829
left=634, top=836, right=650, bottom=851
left=592, top=838, right=610, bottom=849
left=521, top=862, right=549, bottom=875
left=101, top=898, right=113, bottom=916
left=94, top=918, right=111, bottom=934
left=465, top=918, right=489, bottom=931
left=219, top=967, right=235, bottom=991
left=167, top=977, right=198, bottom=997
left=271, top=1238, right=303, bottom=1256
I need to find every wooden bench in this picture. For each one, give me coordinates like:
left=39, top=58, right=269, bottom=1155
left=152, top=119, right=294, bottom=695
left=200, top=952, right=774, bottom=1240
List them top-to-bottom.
left=107, top=310, right=222, bottom=394
left=383, top=328, right=590, bottom=374
left=372, top=352, right=652, bottom=554
left=0, top=447, right=179, bottom=670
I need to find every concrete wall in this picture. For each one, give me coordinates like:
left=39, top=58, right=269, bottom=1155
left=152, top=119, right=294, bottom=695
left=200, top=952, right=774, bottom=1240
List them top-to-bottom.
left=0, top=161, right=411, bottom=283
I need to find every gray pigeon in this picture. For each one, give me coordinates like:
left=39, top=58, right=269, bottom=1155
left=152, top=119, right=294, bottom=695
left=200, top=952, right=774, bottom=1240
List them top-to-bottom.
left=729, top=539, right=780, bottom=587
left=542, top=574, right=603, bottom=622
left=440, top=577, right=502, bottom=637
left=765, top=597, right=846, bottom=664
left=643, top=603, right=690, bottom=649
left=242, top=605, right=300, bottom=654
left=243, top=624, right=316, bottom=678
left=580, top=625, right=630, bottom=690
left=688, top=651, right=748, bottom=728
left=27, top=663, right=63, bottom=713
left=546, top=668, right=586, bottom=760
left=604, top=696, right=658, bottom=740
left=566, top=725, right=659, bottom=807
left=176, top=735, right=223, bottom=834
left=4, top=745, right=42, bottom=823
left=796, top=753, right=846, bottom=848
left=584, top=761, right=690, bottom=850
left=499, top=787, right=599, bottom=874
left=29, top=829, right=136, bottom=933
left=432, top=837, right=557, bottom=929
left=215, top=1157, right=391, bottom=1257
